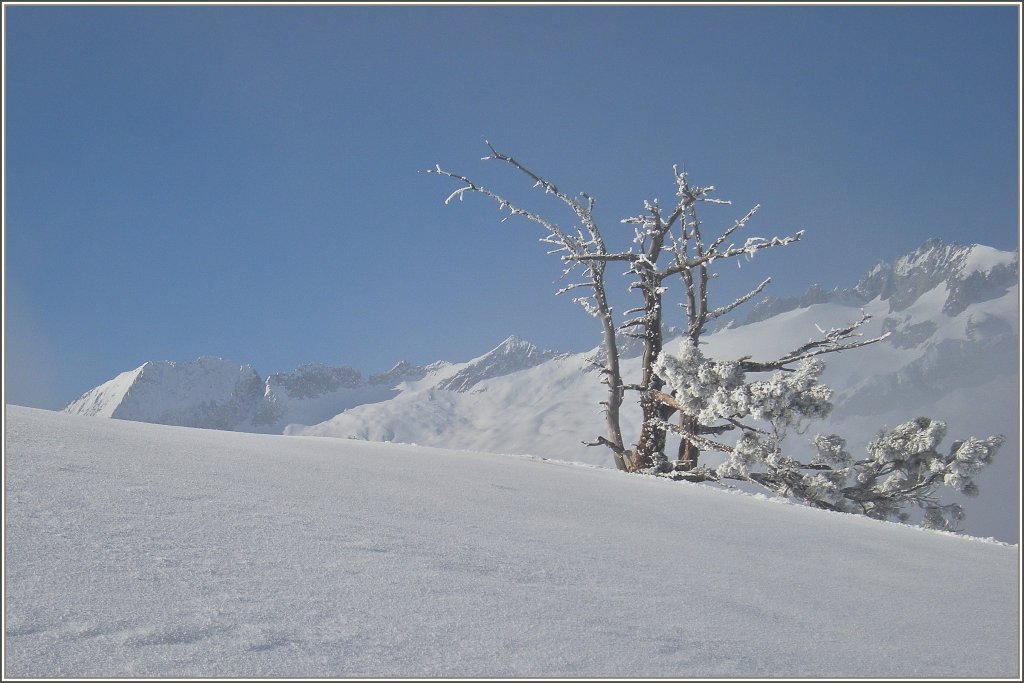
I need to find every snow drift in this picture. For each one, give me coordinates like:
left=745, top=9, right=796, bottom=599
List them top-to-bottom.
left=4, top=406, right=1019, bottom=678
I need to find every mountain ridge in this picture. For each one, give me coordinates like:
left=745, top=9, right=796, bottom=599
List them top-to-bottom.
left=737, top=239, right=1017, bottom=325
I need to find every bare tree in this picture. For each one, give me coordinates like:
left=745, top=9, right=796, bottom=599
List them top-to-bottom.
left=429, top=142, right=890, bottom=473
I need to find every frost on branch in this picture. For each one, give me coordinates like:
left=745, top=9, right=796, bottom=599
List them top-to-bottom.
left=652, top=340, right=833, bottom=429
left=651, top=341, right=744, bottom=425
left=738, top=359, right=832, bottom=428
left=720, top=417, right=1003, bottom=531
left=837, top=417, right=1004, bottom=530
left=717, top=432, right=778, bottom=479
left=810, top=434, right=853, bottom=468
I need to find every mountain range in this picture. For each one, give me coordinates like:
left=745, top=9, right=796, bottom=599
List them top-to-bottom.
left=62, top=239, right=1020, bottom=541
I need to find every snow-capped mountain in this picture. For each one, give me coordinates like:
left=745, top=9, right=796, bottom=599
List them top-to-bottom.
left=62, top=239, right=1019, bottom=540
left=740, top=239, right=1017, bottom=324
left=435, top=335, right=562, bottom=392
left=61, top=338, right=555, bottom=435
left=63, top=357, right=430, bottom=435
left=63, top=357, right=264, bottom=430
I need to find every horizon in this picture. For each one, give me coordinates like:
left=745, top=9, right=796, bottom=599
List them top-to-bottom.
left=4, top=4, right=1021, bottom=409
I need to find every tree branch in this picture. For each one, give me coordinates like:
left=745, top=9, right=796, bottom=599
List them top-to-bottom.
left=740, top=311, right=890, bottom=372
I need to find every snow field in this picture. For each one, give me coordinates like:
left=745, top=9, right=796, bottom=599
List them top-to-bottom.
left=4, top=406, right=1019, bottom=678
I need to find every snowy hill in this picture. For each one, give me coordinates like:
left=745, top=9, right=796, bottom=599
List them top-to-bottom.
left=61, top=240, right=1020, bottom=541
left=4, top=406, right=1018, bottom=678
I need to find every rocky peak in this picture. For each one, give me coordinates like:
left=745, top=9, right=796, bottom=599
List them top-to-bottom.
left=436, top=336, right=560, bottom=393
left=368, top=360, right=430, bottom=385
left=265, top=363, right=365, bottom=400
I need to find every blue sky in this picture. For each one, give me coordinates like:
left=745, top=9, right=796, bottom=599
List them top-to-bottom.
left=4, top=4, right=1020, bottom=409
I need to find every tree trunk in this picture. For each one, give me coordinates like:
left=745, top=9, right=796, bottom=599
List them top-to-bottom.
left=595, top=275, right=627, bottom=470
left=632, top=281, right=668, bottom=471
left=633, top=407, right=678, bottom=470
left=676, top=414, right=700, bottom=467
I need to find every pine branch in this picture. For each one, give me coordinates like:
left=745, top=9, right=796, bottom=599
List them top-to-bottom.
left=648, top=417, right=736, bottom=454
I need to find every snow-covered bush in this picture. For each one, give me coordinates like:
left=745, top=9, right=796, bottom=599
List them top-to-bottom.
left=834, top=418, right=1004, bottom=530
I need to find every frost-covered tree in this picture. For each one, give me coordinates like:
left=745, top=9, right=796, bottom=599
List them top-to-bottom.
left=429, top=142, right=1002, bottom=529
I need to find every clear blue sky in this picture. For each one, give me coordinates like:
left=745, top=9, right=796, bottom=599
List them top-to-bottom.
left=4, top=4, right=1020, bottom=409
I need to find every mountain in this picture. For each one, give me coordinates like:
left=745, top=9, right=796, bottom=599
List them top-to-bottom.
left=62, top=239, right=1019, bottom=540
left=739, top=239, right=1018, bottom=324
left=435, top=335, right=561, bottom=392
left=60, top=338, right=557, bottom=435
left=63, top=357, right=427, bottom=435
left=63, top=357, right=264, bottom=430
left=5, top=406, right=1018, bottom=677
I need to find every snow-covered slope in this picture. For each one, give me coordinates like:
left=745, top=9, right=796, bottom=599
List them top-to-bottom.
left=4, top=406, right=1018, bottom=678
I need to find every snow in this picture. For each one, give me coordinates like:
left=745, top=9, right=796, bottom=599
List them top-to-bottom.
left=962, top=243, right=1018, bottom=276
left=63, top=357, right=262, bottom=430
left=62, top=366, right=145, bottom=418
left=4, top=405, right=1019, bottom=678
